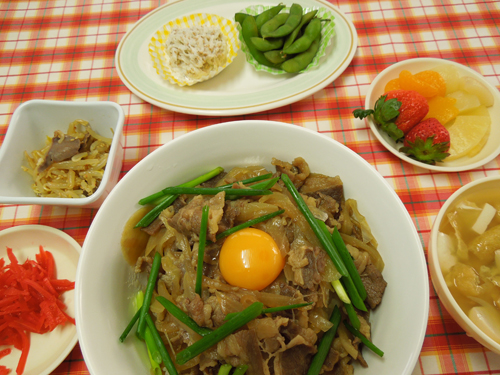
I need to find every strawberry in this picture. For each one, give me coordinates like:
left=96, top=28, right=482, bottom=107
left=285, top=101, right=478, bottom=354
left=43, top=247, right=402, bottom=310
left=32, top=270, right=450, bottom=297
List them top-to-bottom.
left=353, top=89, right=429, bottom=142
left=399, top=118, right=450, bottom=164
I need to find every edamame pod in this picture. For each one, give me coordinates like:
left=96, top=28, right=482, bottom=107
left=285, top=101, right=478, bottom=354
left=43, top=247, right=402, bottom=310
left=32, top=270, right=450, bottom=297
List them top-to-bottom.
left=256, top=3, right=286, bottom=31
left=263, top=3, right=302, bottom=38
left=283, top=9, right=318, bottom=50
left=260, top=12, right=289, bottom=38
left=235, top=13, right=250, bottom=26
left=241, top=16, right=279, bottom=68
left=283, top=17, right=322, bottom=54
left=281, top=35, right=321, bottom=73
left=250, top=37, right=284, bottom=51
left=264, top=50, right=288, bottom=64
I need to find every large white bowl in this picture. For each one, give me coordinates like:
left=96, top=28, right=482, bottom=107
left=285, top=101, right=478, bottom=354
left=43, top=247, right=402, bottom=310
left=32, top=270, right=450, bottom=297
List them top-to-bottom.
left=364, top=57, right=500, bottom=172
left=0, top=100, right=125, bottom=208
left=75, top=121, right=429, bottom=375
left=428, top=176, right=500, bottom=354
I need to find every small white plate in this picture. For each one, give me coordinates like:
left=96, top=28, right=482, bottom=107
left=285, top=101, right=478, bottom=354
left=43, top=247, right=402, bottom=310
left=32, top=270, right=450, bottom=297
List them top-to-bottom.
left=115, top=0, right=357, bottom=116
left=364, top=57, right=500, bottom=172
left=0, top=225, right=80, bottom=375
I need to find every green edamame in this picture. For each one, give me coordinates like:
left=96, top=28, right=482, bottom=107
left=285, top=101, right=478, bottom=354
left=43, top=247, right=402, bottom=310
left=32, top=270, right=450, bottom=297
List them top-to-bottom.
left=255, top=3, right=286, bottom=31
left=263, top=3, right=303, bottom=38
left=283, top=9, right=318, bottom=50
left=260, top=12, right=289, bottom=38
left=235, top=13, right=250, bottom=26
left=241, top=16, right=279, bottom=68
left=283, top=17, right=322, bottom=54
left=281, top=35, right=321, bottom=73
left=250, top=37, right=284, bottom=52
left=264, top=50, right=288, bottom=64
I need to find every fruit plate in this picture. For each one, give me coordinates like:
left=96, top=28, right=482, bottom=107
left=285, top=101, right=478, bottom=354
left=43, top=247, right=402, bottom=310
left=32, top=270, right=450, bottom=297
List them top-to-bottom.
left=364, top=57, right=500, bottom=172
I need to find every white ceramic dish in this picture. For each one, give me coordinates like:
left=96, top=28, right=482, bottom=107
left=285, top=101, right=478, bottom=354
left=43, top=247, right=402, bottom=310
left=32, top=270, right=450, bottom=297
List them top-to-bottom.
left=115, top=0, right=357, bottom=116
left=364, top=57, right=500, bottom=172
left=0, top=100, right=125, bottom=208
left=76, top=121, right=429, bottom=375
left=428, top=176, right=500, bottom=354
left=0, top=225, right=80, bottom=375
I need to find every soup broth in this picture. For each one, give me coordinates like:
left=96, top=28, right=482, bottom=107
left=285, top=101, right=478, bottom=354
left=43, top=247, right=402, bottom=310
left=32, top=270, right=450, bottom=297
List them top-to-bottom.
left=439, top=187, right=500, bottom=343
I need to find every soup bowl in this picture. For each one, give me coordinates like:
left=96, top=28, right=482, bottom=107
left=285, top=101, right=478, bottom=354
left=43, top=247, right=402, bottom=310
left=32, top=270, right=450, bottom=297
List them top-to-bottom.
left=75, top=120, right=429, bottom=374
left=428, top=175, right=500, bottom=354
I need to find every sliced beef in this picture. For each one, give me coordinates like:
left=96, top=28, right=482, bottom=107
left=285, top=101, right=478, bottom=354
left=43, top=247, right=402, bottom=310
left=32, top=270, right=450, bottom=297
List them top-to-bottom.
left=38, top=134, right=81, bottom=172
left=272, top=157, right=310, bottom=189
left=299, top=173, right=344, bottom=203
left=168, top=192, right=225, bottom=242
left=141, top=217, right=164, bottom=236
left=287, top=245, right=326, bottom=290
left=360, top=263, right=387, bottom=309
left=184, top=294, right=205, bottom=326
left=217, top=330, right=266, bottom=375
left=274, top=344, right=315, bottom=375
left=321, top=347, right=340, bottom=373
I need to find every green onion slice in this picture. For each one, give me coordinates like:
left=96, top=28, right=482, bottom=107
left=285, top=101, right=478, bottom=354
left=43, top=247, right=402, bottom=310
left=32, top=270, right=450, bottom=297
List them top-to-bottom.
left=176, top=302, right=264, bottom=365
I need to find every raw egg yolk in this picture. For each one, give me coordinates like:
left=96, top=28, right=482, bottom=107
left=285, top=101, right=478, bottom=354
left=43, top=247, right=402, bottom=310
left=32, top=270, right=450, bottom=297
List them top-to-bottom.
left=219, top=228, right=284, bottom=291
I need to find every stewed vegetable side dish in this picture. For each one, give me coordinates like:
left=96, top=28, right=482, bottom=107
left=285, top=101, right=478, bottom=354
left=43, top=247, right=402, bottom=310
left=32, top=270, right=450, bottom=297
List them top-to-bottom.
left=120, top=157, right=387, bottom=375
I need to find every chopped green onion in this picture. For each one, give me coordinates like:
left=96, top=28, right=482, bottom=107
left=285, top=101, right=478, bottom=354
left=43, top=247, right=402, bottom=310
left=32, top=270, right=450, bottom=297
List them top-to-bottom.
left=139, top=167, right=224, bottom=205
left=218, top=173, right=273, bottom=189
left=280, top=174, right=348, bottom=277
left=226, top=177, right=279, bottom=200
left=158, top=186, right=273, bottom=196
left=135, top=194, right=178, bottom=228
left=196, top=205, right=209, bottom=296
left=215, top=209, right=285, bottom=241
left=316, top=219, right=366, bottom=311
left=332, top=226, right=367, bottom=300
left=137, top=252, right=162, bottom=338
left=341, top=275, right=367, bottom=312
left=331, top=280, right=350, bottom=304
left=156, top=296, right=212, bottom=337
left=263, top=301, right=313, bottom=314
left=176, top=302, right=264, bottom=365
left=224, top=302, right=313, bottom=321
left=344, top=302, right=360, bottom=330
left=307, top=306, right=341, bottom=375
left=119, top=308, right=140, bottom=342
left=145, top=313, right=179, bottom=375
left=343, top=320, right=384, bottom=357
left=144, top=324, right=162, bottom=364
left=147, top=348, right=162, bottom=375
left=218, top=364, right=232, bottom=375
left=233, top=365, right=249, bottom=375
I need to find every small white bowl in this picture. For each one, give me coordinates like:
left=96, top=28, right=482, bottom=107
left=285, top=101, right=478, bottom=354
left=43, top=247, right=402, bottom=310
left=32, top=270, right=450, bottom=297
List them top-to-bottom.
left=364, top=57, right=500, bottom=172
left=0, top=100, right=124, bottom=208
left=76, top=120, right=429, bottom=375
left=428, top=176, right=500, bottom=354
left=0, top=224, right=81, bottom=374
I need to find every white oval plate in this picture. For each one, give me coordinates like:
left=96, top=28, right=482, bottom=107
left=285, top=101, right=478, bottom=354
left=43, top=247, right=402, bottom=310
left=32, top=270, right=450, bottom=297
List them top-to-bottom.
left=115, top=0, right=357, bottom=116
left=364, top=57, right=500, bottom=172
left=76, top=121, right=428, bottom=375
left=0, top=225, right=80, bottom=375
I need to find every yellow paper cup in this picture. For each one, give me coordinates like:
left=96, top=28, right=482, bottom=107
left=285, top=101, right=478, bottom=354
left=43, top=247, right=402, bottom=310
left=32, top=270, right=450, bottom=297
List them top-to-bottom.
left=149, top=13, right=240, bottom=86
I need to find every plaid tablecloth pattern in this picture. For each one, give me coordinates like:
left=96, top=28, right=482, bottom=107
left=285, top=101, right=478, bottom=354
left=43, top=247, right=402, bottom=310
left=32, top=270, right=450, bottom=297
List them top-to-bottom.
left=1, top=0, right=499, bottom=374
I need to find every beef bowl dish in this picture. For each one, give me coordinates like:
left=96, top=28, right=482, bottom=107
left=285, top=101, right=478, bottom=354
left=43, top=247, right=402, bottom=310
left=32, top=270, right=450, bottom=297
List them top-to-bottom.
left=75, top=120, right=429, bottom=375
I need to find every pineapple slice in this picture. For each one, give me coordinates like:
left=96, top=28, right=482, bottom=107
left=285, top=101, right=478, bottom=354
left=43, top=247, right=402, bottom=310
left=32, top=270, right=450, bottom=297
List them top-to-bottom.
left=431, top=65, right=460, bottom=94
left=459, top=76, right=494, bottom=107
left=447, top=90, right=481, bottom=114
left=446, top=115, right=491, bottom=161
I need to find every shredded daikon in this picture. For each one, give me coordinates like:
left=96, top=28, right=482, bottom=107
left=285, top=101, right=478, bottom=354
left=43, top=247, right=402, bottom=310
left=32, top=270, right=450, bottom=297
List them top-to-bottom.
left=165, top=25, right=228, bottom=85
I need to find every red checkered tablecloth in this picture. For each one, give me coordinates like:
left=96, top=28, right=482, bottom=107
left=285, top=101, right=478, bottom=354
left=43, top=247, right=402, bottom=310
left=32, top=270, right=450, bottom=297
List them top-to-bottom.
left=1, top=0, right=500, bottom=374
